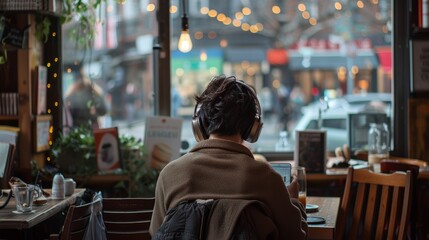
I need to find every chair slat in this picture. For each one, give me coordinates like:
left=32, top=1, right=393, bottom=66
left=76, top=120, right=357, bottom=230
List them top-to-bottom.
left=335, top=168, right=354, bottom=239
left=350, top=183, right=366, bottom=240
left=362, top=184, right=378, bottom=239
left=375, top=185, right=390, bottom=239
left=387, top=186, right=400, bottom=239
left=103, top=210, right=152, bottom=221
left=69, top=217, right=91, bottom=232
left=104, top=220, right=151, bottom=231
left=69, top=229, right=87, bottom=240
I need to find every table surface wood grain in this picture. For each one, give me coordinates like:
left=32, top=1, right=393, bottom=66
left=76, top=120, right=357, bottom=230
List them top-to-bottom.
left=307, top=196, right=340, bottom=240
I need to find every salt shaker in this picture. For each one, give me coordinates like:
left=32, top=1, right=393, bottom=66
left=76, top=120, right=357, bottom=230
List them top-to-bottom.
left=52, top=173, right=65, bottom=199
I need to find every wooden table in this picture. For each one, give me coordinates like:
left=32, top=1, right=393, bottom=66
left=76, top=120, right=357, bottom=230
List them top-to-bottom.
left=0, top=188, right=84, bottom=239
left=307, top=196, right=340, bottom=240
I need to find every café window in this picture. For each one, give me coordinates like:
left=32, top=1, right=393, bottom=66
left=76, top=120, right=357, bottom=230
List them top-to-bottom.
left=62, top=0, right=393, bottom=156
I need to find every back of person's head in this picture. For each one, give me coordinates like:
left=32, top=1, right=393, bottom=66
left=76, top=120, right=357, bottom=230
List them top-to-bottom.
left=193, top=75, right=262, bottom=142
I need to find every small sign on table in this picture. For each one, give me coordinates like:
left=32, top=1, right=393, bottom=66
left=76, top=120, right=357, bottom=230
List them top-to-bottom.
left=294, top=130, right=327, bottom=173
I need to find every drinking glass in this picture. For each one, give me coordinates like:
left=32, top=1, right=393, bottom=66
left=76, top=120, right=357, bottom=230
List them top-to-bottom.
left=292, top=166, right=307, bottom=207
left=12, top=185, right=35, bottom=213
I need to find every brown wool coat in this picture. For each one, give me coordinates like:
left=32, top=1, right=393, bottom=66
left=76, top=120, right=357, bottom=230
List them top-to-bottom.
left=149, top=139, right=308, bottom=239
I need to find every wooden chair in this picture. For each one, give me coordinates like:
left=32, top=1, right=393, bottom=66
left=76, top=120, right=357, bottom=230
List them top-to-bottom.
left=380, top=160, right=422, bottom=240
left=336, top=167, right=413, bottom=240
left=102, top=197, right=155, bottom=240
left=49, top=199, right=99, bottom=240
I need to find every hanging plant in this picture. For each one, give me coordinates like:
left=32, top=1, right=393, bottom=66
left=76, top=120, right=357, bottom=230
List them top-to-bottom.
left=61, top=0, right=105, bottom=50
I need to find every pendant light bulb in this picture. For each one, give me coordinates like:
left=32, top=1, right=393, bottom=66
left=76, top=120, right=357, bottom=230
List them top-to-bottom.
left=178, top=1, right=192, bottom=53
left=178, top=30, right=192, bottom=53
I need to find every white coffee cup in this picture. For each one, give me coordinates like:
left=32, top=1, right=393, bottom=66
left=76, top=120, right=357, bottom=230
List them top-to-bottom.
left=64, top=178, right=76, bottom=196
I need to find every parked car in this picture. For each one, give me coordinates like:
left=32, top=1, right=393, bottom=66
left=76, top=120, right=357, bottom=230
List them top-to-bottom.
left=292, top=93, right=392, bottom=151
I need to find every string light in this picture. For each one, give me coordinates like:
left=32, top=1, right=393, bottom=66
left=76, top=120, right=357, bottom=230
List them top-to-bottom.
left=147, top=3, right=155, bottom=11
left=272, top=5, right=281, bottom=14
left=200, top=50, right=207, bottom=61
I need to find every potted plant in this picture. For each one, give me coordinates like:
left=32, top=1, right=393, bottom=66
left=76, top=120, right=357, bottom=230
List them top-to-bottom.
left=50, top=126, right=159, bottom=197
left=51, top=126, right=97, bottom=175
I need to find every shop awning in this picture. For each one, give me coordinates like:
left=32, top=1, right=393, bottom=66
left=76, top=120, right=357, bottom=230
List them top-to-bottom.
left=375, top=47, right=392, bottom=73
left=288, top=51, right=378, bottom=70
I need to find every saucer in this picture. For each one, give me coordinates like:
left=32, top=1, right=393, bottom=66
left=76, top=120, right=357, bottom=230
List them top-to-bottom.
left=306, top=204, right=319, bottom=213
left=12, top=210, right=36, bottom=215
left=307, top=216, right=326, bottom=224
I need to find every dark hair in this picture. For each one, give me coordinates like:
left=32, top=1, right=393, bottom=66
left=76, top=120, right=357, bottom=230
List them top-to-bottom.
left=194, top=75, right=258, bottom=139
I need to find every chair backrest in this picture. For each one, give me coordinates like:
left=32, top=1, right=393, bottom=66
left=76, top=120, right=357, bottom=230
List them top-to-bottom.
left=380, top=159, right=420, bottom=240
left=336, top=167, right=413, bottom=240
left=102, top=197, right=155, bottom=240
left=59, top=199, right=97, bottom=240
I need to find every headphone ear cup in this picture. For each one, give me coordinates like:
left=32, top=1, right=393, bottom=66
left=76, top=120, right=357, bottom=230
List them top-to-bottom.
left=192, top=105, right=209, bottom=142
left=191, top=117, right=204, bottom=142
left=244, top=120, right=263, bottom=143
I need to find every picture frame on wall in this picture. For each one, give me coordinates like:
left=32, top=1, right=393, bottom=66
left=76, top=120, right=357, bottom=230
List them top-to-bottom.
left=410, top=39, right=429, bottom=93
left=33, top=65, right=47, bottom=115
left=33, top=115, right=52, bottom=152
left=93, top=127, right=121, bottom=174
left=294, top=130, right=327, bottom=173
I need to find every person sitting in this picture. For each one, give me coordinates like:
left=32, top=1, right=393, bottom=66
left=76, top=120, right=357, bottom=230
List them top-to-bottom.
left=149, top=75, right=307, bottom=239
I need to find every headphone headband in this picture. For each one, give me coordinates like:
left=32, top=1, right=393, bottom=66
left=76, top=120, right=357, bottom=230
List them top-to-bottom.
left=192, top=76, right=263, bottom=143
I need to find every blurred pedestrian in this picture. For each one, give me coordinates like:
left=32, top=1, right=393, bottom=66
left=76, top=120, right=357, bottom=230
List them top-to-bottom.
left=64, top=66, right=107, bottom=129
left=125, top=82, right=138, bottom=127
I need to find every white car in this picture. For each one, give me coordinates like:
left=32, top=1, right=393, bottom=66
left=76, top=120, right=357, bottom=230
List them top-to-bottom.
left=292, top=93, right=391, bottom=151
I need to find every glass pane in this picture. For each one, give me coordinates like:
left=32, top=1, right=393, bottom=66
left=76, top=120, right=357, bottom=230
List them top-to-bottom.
left=61, top=0, right=393, bottom=155
left=171, top=0, right=392, bottom=153
left=62, top=1, right=157, bottom=141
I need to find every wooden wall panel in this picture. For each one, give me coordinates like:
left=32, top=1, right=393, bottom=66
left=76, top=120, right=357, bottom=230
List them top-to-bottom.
left=409, top=98, right=429, bottom=162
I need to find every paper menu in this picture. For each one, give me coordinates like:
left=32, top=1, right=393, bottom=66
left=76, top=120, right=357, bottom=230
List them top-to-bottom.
left=144, top=116, right=182, bottom=170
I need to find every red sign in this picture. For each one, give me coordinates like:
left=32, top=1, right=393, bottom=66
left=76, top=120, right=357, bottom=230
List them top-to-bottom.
left=267, top=49, right=289, bottom=65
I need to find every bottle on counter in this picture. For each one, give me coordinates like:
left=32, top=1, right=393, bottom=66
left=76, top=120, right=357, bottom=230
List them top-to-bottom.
left=368, top=123, right=390, bottom=167
left=52, top=173, right=65, bottom=200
